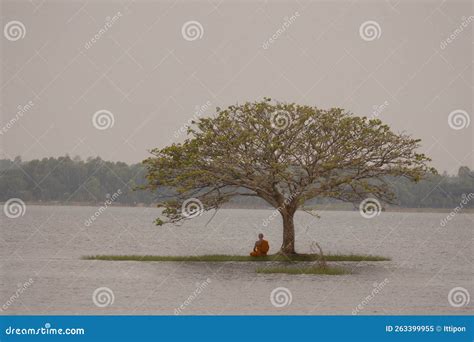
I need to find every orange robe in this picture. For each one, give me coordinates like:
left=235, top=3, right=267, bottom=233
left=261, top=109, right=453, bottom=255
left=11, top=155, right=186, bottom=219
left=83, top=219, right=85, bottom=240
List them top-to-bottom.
left=250, top=239, right=269, bottom=256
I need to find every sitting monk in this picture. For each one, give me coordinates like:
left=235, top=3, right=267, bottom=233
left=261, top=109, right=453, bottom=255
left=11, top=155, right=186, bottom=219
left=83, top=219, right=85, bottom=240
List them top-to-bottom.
left=250, top=233, right=270, bottom=257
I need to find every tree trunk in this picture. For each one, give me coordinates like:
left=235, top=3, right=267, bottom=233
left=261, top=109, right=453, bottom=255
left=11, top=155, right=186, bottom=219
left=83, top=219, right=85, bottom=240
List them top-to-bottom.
left=280, top=212, right=296, bottom=254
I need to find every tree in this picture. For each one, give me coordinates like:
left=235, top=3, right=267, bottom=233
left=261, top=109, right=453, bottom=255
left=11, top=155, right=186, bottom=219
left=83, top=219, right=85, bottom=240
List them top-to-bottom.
left=143, top=99, right=435, bottom=254
left=458, top=166, right=472, bottom=178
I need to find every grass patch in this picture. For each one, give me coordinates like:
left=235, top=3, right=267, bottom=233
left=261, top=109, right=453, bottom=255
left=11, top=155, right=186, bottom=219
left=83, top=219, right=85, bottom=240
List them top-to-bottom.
left=82, top=253, right=389, bottom=262
left=256, top=265, right=349, bottom=275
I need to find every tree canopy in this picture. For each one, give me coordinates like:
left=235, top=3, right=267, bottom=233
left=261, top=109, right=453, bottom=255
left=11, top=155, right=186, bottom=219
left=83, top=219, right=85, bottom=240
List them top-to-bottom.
left=143, top=99, right=436, bottom=254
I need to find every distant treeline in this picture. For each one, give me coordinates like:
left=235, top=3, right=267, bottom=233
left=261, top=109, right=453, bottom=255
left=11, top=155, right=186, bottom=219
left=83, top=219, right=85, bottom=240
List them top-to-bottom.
left=0, top=156, right=473, bottom=208
left=0, top=156, right=156, bottom=205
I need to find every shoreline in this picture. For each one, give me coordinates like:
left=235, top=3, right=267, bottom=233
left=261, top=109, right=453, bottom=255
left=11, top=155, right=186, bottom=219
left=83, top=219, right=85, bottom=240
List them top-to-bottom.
left=2, top=202, right=473, bottom=213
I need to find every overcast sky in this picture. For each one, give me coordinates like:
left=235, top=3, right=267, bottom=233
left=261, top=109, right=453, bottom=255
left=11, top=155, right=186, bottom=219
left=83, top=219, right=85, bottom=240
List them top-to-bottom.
left=1, top=0, right=472, bottom=174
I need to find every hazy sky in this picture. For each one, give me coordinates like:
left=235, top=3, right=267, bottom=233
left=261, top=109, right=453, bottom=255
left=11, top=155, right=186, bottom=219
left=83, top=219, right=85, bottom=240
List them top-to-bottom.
left=1, top=0, right=472, bottom=174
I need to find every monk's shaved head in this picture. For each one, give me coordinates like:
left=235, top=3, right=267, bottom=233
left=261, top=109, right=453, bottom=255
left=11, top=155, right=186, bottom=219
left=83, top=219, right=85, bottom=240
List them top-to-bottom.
left=258, top=233, right=264, bottom=239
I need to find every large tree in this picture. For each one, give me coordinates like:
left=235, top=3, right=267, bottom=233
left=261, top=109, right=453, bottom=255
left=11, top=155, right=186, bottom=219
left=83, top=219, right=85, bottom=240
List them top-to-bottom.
left=143, top=99, right=434, bottom=254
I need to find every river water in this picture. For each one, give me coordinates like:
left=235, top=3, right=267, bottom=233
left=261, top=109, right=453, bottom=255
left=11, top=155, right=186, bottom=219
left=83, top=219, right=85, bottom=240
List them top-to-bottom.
left=1, top=205, right=472, bottom=315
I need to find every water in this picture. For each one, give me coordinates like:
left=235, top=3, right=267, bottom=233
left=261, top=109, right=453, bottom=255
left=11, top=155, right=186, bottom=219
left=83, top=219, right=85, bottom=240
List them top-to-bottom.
left=1, top=205, right=472, bottom=315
